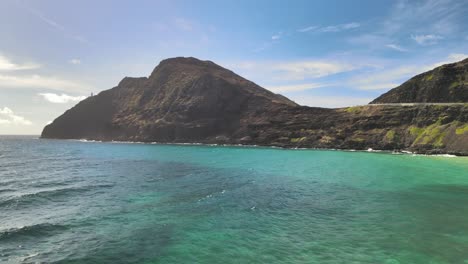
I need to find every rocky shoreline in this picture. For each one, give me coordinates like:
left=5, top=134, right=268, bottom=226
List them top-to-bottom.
left=41, top=57, right=468, bottom=155
left=49, top=138, right=467, bottom=157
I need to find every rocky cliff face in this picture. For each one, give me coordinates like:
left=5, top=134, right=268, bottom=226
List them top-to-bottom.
left=42, top=57, right=468, bottom=155
left=42, top=57, right=297, bottom=142
left=371, top=58, right=468, bottom=103
left=250, top=104, right=468, bottom=155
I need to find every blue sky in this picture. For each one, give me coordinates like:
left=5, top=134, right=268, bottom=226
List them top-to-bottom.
left=0, top=0, right=467, bottom=134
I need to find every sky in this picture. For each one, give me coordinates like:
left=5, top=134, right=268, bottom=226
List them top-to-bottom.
left=0, top=0, right=467, bottom=134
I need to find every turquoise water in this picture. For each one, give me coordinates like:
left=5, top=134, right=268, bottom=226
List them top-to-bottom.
left=1, top=136, right=468, bottom=263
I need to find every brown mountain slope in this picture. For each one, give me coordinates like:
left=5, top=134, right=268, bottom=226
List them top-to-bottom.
left=41, top=57, right=297, bottom=141
left=42, top=57, right=468, bottom=155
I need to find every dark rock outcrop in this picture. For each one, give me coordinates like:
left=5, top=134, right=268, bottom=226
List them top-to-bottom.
left=42, top=57, right=468, bottom=155
left=42, top=57, right=297, bottom=141
left=371, top=58, right=468, bottom=103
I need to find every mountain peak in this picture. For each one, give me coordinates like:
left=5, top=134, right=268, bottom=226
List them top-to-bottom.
left=159, top=56, right=218, bottom=67
left=41, top=57, right=468, bottom=155
left=42, top=57, right=297, bottom=141
left=149, top=57, right=232, bottom=81
left=154, top=57, right=225, bottom=75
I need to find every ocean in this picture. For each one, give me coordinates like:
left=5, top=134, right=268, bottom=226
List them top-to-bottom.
left=1, top=136, right=468, bottom=263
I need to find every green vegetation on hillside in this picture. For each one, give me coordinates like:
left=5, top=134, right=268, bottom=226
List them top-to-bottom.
left=424, top=74, right=433, bottom=81
left=449, top=81, right=460, bottom=89
left=345, top=106, right=362, bottom=114
left=409, top=123, right=447, bottom=147
left=456, top=124, right=468, bottom=135
left=385, top=130, right=396, bottom=141
left=290, top=137, right=307, bottom=143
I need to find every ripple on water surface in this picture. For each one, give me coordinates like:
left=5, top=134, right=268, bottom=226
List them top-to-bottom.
left=1, top=136, right=468, bottom=263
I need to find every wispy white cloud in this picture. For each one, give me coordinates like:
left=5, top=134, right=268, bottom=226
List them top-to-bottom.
left=350, top=0, right=466, bottom=50
left=383, top=0, right=466, bottom=36
left=21, top=3, right=89, bottom=44
left=28, top=7, right=65, bottom=31
left=153, top=17, right=214, bottom=48
left=155, top=17, right=197, bottom=32
left=174, top=18, right=193, bottom=31
left=154, top=22, right=169, bottom=32
left=262, top=22, right=359, bottom=52
left=298, top=22, right=360, bottom=33
left=320, top=22, right=360, bottom=32
left=297, top=26, right=318, bottom=33
left=255, top=32, right=284, bottom=52
left=271, top=32, right=282, bottom=40
left=347, top=34, right=392, bottom=50
left=411, top=34, right=443, bottom=45
left=70, top=35, right=89, bottom=43
left=252, top=42, right=273, bottom=53
left=385, top=44, right=408, bottom=52
left=227, top=51, right=466, bottom=105
left=350, top=53, right=467, bottom=90
left=429, top=53, right=468, bottom=67
left=445, top=53, right=468, bottom=62
left=0, top=54, right=40, bottom=71
left=69, top=58, right=81, bottom=65
left=230, top=59, right=359, bottom=82
left=232, top=59, right=363, bottom=83
left=270, top=61, right=357, bottom=81
left=350, top=66, right=415, bottom=90
left=0, top=74, right=91, bottom=92
left=266, top=83, right=328, bottom=93
left=38, top=93, right=86, bottom=103
left=290, top=95, right=373, bottom=108
left=0, top=107, right=32, bottom=126
left=0, top=119, right=11, bottom=125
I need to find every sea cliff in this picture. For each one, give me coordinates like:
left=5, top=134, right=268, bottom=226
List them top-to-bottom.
left=42, top=57, right=468, bottom=155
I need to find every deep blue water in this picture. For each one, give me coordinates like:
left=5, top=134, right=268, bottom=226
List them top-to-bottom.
left=1, top=136, right=468, bottom=263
